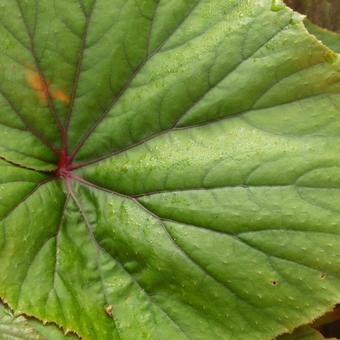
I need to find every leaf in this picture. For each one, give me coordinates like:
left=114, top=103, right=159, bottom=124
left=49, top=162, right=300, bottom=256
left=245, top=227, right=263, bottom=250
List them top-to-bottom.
left=0, top=1, right=339, bottom=339
left=0, top=302, right=76, bottom=339
left=277, top=306, right=340, bottom=339
left=277, top=325, right=335, bottom=340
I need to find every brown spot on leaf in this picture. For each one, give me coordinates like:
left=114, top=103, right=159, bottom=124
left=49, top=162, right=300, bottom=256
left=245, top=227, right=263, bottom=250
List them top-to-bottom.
left=271, top=280, right=279, bottom=286
left=105, top=304, right=113, bottom=317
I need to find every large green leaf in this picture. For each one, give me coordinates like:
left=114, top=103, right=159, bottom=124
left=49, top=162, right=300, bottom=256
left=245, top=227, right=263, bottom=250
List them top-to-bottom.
left=0, top=0, right=339, bottom=339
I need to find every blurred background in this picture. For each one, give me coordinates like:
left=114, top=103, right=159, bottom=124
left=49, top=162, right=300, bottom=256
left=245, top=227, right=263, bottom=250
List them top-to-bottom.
left=285, top=0, right=340, bottom=32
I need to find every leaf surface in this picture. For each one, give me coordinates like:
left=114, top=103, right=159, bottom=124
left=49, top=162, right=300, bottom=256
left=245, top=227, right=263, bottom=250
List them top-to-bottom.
left=0, top=1, right=340, bottom=339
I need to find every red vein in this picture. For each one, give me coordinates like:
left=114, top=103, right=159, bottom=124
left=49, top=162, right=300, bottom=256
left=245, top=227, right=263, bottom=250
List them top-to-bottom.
left=68, top=181, right=123, bottom=339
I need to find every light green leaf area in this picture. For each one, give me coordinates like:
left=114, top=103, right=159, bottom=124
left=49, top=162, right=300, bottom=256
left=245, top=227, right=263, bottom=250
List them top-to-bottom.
left=0, top=0, right=339, bottom=339
left=0, top=302, right=76, bottom=339
left=277, top=325, right=335, bottom=340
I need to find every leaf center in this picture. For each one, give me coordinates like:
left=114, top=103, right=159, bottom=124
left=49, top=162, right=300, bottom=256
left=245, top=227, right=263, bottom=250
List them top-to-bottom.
left=56, top=148, right=72, bottom=178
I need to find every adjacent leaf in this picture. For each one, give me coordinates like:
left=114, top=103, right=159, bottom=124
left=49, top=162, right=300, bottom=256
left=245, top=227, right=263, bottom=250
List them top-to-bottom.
left=285, top=0, right=340, bottom=33
left=0, top=1, right=340, bottom=339
left=304, top=19, right=340, bottom=54
left=0, top=302, right=76, bottom=339
left=277, top=325, right=336, bottom=340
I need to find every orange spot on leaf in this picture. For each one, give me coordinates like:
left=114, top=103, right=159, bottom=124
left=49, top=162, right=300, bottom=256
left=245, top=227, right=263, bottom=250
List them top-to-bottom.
left=25, top=67, right=70, bottom=105
left=26, top=68, right=49, bottom=104
left=52, top=89, right=70, bottom=104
